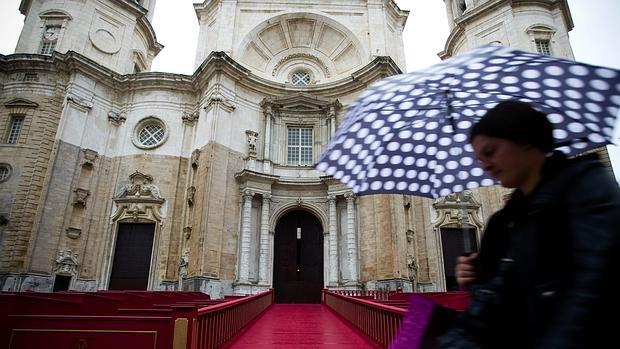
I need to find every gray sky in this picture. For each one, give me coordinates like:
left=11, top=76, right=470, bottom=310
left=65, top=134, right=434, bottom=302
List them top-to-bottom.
left=1, top=0, right=619, bottom=176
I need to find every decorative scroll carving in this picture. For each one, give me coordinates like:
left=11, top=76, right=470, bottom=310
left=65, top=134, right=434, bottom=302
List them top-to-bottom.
left=272, top=53, right=331, bottom=78
left=205, top=92, right=236, bottom=113
left=66, top=94, right=93, bottom=111
left=108, top=111, right=127, bottom=126
left=182, top=111, right=199, bottom=125
left=245, top=130, right=258, bottom=157
left=81, top=149, right=98, bottom=168
left=111, top=171, right=165, bottom=223
left=73, top=188, right=90, bottom=208
left=432, top=190, right=483, bottom=228
left=66, top=227, right=82, bottom=239
left=54, top=249, right=79, bottom=275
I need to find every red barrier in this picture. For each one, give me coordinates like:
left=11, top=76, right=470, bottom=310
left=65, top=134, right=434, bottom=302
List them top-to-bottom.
left=195, top=290, right=273, bottom=349
left=322, top=290, right=470, bottom=348
left=323, top=290, right=405, bottom=348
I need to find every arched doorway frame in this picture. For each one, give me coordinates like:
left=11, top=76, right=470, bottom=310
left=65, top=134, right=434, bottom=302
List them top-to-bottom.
left=431, top=190, right=483, bottom=291
left=269, top=201, right=328, bottom=288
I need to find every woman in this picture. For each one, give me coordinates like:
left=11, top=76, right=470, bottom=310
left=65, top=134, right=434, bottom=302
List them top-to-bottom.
left=437, top=101, right=620, bottom=348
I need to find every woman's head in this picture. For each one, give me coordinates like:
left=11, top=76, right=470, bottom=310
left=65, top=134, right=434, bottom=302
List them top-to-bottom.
left=469, top=100, right=554, bottom=153
left=469, top=101, right=554, bottom=193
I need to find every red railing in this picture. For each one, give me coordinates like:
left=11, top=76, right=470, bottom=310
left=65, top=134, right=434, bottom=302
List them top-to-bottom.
left=330, top=289, right=401, bottom=301
left=195, top=290, right=273, bottom=349
left=323, top=290, right=406, bottom=348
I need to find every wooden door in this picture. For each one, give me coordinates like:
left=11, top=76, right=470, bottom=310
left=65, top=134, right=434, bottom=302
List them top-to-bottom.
left=273, top=210, right=324, bottom=303
left=109, top=223, right=155, bottom=290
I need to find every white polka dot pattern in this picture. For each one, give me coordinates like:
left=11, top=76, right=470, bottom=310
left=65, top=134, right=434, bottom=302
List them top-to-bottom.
left=316, top=45, right=620, bottom=199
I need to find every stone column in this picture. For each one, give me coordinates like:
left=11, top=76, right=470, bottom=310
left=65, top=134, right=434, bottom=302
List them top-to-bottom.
left=263, top=105, right=273, bottom=173
left=329, top=105, right=336, bottom=136
left=238, top=190, right=254, bottom=283
left=345, top=193, right=359, bottom=282
left=258, top=194, right=271, bottom=285
left=328, top=195, right=339, bottom=285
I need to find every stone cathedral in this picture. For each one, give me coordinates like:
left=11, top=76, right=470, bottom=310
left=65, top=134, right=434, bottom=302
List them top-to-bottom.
left=0, top=0, right=592, bottom=300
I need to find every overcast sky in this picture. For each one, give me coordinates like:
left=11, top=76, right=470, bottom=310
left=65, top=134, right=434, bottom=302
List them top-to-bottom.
left=1, top=0, right=619, bottom=176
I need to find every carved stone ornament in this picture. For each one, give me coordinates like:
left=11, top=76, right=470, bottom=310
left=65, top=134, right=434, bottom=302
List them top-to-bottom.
left=271, top=53, right=331, bottom=78
left=204, top=92, right=236, bottom=113
left=66, top=94, right=93, bottom=111
left=108, top=110, right=127, bottom=126
left=182, top=111, right=199, bottom=126
left=245, top=130, right=259, bottom=157
left=81, top=149, right=98, bottom=168
left=191, top=149, right=200, bottom=168
left=112, top=171, right=165, bottom=223
left=187, top=186, right=196, bottom=206
left=73, top=188, right=90, bottom=208
left=432, top=190, right=483, bottom=228
left=183, top=226, right=192, bottom=240
left=66, top=227, right=82, bottom=239
left=406, top=229, right=415, bottom=243
left=54, top=249, right=79, bottom=275
left=179, top=249, right=189, bottom=277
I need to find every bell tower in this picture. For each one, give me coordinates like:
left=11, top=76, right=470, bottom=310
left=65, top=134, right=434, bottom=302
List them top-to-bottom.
left=15, top=0, right=163, bottom=74
left=440, top=0, right=574, bottom=60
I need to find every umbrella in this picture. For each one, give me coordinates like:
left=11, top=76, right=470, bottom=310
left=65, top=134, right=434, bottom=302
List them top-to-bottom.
left=316, top=45, right=620, bottom=199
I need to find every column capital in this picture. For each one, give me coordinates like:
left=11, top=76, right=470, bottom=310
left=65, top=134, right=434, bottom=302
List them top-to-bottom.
left=241, top=189, right=255, bottom=200
left=344, top=192, right=357, bottom=202
left=262, top=193, right=272, bottom=202
left=327, top=194, right=337, bottom=202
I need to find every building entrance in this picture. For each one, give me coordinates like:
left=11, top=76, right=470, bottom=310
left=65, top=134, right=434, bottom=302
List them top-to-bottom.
left=273, top=210, right=324, bottom=303
left=109, top=223, right=155, bottom=290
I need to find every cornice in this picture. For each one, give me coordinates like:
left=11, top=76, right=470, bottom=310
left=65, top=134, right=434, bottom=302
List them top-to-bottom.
left=1, top=51, right=402, bottom=100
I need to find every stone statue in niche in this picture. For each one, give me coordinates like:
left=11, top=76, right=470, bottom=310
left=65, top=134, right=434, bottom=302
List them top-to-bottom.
left=245, top=130, right=259, bottom=157
left=179, top=249, right=189, bottom=278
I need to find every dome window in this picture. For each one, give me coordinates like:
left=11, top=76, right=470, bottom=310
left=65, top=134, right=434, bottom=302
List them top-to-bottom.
left=291, top=70, right=311, bottom=86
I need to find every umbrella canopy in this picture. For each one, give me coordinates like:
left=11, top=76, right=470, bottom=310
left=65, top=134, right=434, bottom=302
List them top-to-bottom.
left=316, top=45, right=620, bottom=199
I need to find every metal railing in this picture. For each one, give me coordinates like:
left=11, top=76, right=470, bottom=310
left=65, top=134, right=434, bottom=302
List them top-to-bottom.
left=195, top=290, right=273, bottom=349
left=323, top=290, right=406, bottom=348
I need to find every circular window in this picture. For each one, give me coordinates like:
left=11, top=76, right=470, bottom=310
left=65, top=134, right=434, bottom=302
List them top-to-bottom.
left=291, top=70, right=311, bottom=86
left=132, top=117, right=168, bottom=149
left=0, top=164, right=12, bottom=183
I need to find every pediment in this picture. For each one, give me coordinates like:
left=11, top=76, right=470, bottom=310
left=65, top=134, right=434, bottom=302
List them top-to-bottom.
left=261, top=93, right=341, bottom=113
left=4, top=98, right=39, bottom=109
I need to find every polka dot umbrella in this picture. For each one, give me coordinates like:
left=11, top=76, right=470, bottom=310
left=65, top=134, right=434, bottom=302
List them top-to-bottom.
left=316, top=45, right=620, bottom=199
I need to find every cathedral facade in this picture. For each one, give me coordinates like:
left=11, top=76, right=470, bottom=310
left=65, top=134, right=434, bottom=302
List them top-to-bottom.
left=0, top=0, right=582, bottom=300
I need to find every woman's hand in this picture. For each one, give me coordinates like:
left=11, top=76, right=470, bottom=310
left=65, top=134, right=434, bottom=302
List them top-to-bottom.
left=456, top=252, right=479, bottom=290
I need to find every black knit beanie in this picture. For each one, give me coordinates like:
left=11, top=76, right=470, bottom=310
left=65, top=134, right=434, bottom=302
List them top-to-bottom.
left=469, top=101, right=555, bottom=153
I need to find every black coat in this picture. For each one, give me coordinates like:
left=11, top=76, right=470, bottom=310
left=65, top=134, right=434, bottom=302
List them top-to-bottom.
left=443, top=152, right=620, bottom=349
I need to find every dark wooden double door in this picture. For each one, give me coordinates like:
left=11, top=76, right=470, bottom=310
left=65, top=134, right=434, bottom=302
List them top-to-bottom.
left=273, top=210, right=324, bottom=303
left=108, top=223, right=155, bottom=290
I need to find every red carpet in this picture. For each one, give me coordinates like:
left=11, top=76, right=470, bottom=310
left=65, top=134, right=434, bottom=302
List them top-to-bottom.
left=227, top=304, right=380, bottom=348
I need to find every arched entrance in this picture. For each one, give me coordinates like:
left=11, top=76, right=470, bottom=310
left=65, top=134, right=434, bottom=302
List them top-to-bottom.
left=273, top=210, right=324, bottom=303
